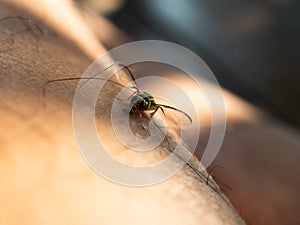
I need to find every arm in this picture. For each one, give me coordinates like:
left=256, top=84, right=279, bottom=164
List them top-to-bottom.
left=0, top=2, right=244, bottom=225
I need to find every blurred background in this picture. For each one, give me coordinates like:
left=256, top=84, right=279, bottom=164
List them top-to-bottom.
left=90, top=0, right=300, bottom=127
left=1, top=1, right=299, bottom=224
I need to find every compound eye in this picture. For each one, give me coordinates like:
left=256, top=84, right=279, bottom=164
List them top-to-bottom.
left=144, top=99, right=150, bottom=108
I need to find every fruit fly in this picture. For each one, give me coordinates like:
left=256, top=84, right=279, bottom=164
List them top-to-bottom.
left=43, top=63, right=192, bottom=125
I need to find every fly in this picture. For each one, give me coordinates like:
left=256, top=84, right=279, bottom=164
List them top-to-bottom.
left=43, top=64, right=229, bottom=199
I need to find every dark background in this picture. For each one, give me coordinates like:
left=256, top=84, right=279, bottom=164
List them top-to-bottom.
left=108, top=0, right=300, bottom=127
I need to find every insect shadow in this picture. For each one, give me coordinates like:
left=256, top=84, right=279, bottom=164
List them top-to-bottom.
left=43, top=63, right=229, bottom=202
left=43, top=63, right=193, bottom=167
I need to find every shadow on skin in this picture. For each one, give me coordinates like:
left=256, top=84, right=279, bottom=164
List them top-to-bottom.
left=0, top=6, right=244, bottom=225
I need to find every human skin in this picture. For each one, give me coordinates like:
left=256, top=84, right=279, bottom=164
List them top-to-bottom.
left=1, top=1, right=300, bottom=225
left=0, top=2, right=245, bottom=225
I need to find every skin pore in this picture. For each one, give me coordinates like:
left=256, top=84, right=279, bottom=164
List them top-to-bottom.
left=1, top=1, right=300, bottom=224
left=0, top=2, right=244, bottom=225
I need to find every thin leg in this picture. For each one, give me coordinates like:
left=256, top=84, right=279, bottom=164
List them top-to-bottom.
left=119, top=63, right=139, bottom=91
left=150, top=105, right=160, bottom=117
left=159, top=107, right=166, bottom=117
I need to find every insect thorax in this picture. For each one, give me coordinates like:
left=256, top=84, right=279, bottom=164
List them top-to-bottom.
left=130, top=92, right=156, bottom=115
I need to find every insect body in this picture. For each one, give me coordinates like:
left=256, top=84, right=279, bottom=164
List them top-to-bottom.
left=129, top=91, right=192, bottom=125
left=130, top=92, right=154, bottom=115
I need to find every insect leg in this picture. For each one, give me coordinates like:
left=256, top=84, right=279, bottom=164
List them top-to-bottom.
left=118, top=63, right=139, bottom=92
left=158, top=104, right=192, bottom=124
left=150, top=105, right=160, bottom=117
left=159, top=106, right=166, bottom=117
